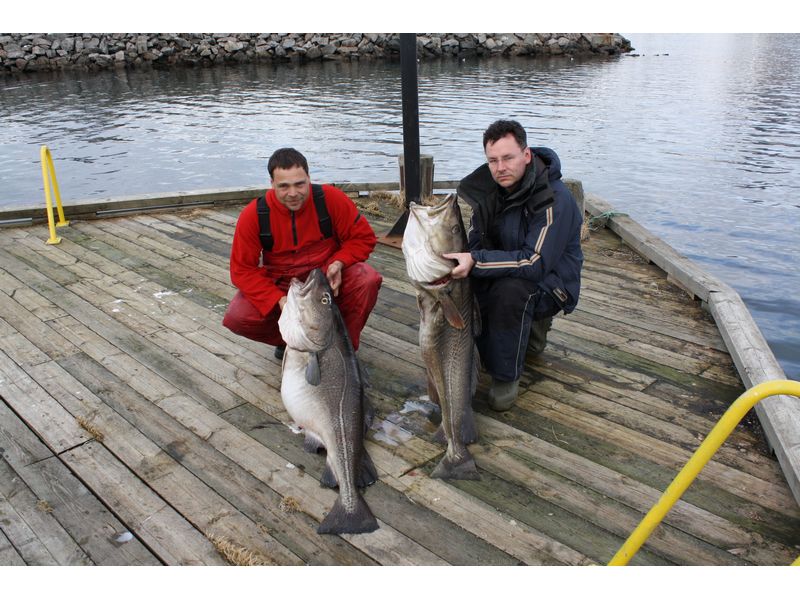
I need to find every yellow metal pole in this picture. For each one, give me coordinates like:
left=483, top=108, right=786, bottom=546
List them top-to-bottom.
left=40, top=145, right=69, bottom=245
left=41, top=146, right=60, bottom=244
left=46, top=149, right=68, bottom=227
left=609, top=379, right=800, bottom=566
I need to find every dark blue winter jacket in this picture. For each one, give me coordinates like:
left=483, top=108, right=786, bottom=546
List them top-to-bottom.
left=456, top=146, right=583, bottom=317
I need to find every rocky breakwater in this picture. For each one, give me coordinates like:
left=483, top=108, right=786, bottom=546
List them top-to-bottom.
left=0, top=33, right=632, bottom=74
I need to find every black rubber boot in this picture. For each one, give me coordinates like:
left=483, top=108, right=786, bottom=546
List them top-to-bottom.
left=528, top=315, right=553, bottom=356
left=274, top=345, right=286, bottom=360
left=488, top=378, right=519, bottom=412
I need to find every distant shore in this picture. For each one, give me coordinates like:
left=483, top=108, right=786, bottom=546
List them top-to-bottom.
left=0, top=33, right=633, bottom=74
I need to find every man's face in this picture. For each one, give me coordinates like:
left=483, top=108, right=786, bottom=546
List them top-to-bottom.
left=485, top=134, right=531, bottom=190
left=272, top=165, right=310, bottom=211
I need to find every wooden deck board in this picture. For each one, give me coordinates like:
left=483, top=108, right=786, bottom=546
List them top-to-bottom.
left=1, top=202, right=798, bottom=566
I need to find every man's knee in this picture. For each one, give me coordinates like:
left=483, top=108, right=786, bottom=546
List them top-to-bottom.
left=343, top=262, right=382, bottom=293
left=482, top=278, right=538, bottom=314
left=222, top=292, right=253, bottom=334
left=222, top=292, right=281, bottom=345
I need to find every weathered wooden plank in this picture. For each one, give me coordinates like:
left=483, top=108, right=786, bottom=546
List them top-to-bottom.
left=586, top=193, right=800, bottom=509
left=75, top=220, right=233, bottom=296
left=58, top=226, right=233, bottom=311
left=0, top=247, right=247, bottom=415
left=708, top=286, right=800, bottom=507
left=574, top=295, right=728, bottom=352
left=563, top=308, right=734, bottom=376
left=0, top=348, right=90, bottom=454
left=55, top=353, right=374, bottom=566
left=30, top=356, right=305, bottom=566
left=525, top=360, right=766, bottom=454
left=524, top=377, right=775, bottom=478
left=518, top=389, right=799, bottom=517
left=154, top=394, right=447, bottom=565
left=222, top=401, right=517, bottom=565
left=509, top=405, right=797, bottom=546
left=474, top=416, right=796, bottom=565
left=60, top=441, right=227, bottom=565
left=469, top=445, right=744, bottom=565
left=0, top=454, right=92, bottom=565
left=17, top=454, right=161, bottom=565
left=398, top=469, right=595, bottom=566
left=0, top=528, right=26, bottom=566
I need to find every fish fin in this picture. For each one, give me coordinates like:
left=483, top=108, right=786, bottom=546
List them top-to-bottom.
left=440, top=293, right=466, bottom=329
left=472, top=293, right=482, bottom=336
left=470, top=346, right=480, bottom=399
left=305, top=352, right=321, bottom=386
left=357, top=360, right=370, bottom=389
left=425, top=372, right=441, bottom=407
left=361, top=391, right=375, bottom=433
left=461, top=406, right=479, bottom=445
left=432, top=419, right=476, bottom=445
left=433, top=425, right=446, bottom=445
left=303, top=431, right=325, bottom=454
left=357, top=449, right=379, bottom=488
left=431, top=450, right=480, bottom=480
left=320, top=460, right=338, bottom=489
left=317, top=493, right=379, bottom=535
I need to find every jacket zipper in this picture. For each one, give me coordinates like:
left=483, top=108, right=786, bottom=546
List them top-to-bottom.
left=291, top=211, right=298, bottom=246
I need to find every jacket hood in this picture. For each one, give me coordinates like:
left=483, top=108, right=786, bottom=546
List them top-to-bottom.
left=457, top=146, right=563, bottom=209
left=530, top=146, right=563, bottom=182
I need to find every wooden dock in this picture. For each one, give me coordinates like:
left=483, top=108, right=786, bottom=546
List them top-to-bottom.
left=1, top=189, right=799, bottom=566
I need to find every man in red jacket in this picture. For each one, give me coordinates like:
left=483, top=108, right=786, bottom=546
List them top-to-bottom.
left=223, top=148, right=382, bottom=358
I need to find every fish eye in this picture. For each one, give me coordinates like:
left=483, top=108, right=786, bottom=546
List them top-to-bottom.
left=451, top=224, right=461, bottom=234
left=321, top=292, right=331, bottom=305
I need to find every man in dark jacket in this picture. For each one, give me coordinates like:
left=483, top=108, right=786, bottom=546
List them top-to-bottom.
left=445, top=120, right=583, bottom=411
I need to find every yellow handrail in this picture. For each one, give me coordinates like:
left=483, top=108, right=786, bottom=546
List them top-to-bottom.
left=40, top=145, right=69, bottom=244
left=609, top=379, right=800, bottom=566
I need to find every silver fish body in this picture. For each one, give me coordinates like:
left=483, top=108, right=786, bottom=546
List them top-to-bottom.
left=402, top=194, right=480, bottom=480
left=278, top=269, right=379, bottom=534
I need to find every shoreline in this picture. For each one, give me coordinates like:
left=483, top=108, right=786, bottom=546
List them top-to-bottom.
left=1, top=33, right=633, bottom=75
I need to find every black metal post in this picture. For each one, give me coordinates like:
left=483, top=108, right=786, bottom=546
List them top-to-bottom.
left=400, top=33, right=420, bottom=207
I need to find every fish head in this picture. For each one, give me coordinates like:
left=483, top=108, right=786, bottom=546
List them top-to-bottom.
left=402, top=194, right=467, bottom=284
left=278, top=268, right=335, bottom=352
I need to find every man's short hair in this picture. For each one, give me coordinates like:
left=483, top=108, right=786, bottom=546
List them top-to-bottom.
left=483, top=120, right=527, bottom=150
left=268, top=148, right=309, bottom=177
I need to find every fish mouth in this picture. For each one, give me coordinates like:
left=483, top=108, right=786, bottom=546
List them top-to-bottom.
left=404, top=248, right=454, bottom=284
left=291, top=269, right=327, bottom=297
left=422, top=274, right=452, bottom=287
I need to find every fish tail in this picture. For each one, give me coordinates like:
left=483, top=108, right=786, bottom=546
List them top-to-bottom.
left=431, top=447, right=480, bottom=480
left=357, top=449, right=379, bottom=488
left=320, top=461, right=338, bottom=489
left=317, top=493, right=379, bottom=535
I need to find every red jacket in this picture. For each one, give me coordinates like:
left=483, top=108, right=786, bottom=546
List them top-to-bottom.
left=230, top=184, right=377, bottom=316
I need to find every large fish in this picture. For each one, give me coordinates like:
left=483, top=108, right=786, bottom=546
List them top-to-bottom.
left=402, top=194, right=480, bottom=480
left=278, top=268, right=379, bottom=535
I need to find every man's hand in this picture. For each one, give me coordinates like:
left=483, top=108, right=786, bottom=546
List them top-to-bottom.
left=443, top=252, right=475, bottom=279
left=326, top=260, right=345, bottom=296
left=279, top=296, right=287, bottom=310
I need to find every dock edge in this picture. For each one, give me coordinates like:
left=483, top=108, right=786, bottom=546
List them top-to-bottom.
left=585, top=191, right=800, bottom=508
